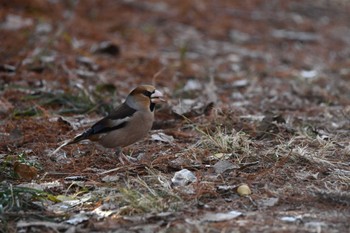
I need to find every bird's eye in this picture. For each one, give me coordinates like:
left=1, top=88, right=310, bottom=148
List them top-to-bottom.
left=142, top=90, right=153, bottom=97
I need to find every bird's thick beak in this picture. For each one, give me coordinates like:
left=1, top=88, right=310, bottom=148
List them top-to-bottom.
left=151, top=90, right=165, bottom=103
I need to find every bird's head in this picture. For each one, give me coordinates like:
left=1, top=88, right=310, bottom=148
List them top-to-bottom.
left=126, top=85, right=165, bottom=111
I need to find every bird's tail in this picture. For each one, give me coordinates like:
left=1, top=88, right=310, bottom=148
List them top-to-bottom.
left=50, top=131, right=89, bottom=156
left=50, top=140, right=71, bottom=156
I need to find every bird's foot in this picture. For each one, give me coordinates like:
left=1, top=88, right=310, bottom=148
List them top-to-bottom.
left=116, top=151, right=138, bottom=164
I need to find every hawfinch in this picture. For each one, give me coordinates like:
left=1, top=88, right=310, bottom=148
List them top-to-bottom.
left=52, top=85, right=164, bottom=163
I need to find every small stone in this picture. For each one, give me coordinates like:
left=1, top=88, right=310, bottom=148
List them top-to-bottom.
left=213, top=160, right=237, bottom=174
left=171, top=169, right=196, bottom=186
left=237, top=184, right=252, bottom=196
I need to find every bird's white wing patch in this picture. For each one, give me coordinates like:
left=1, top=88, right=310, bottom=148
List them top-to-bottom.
left=110, top=117, right=130, bottom=127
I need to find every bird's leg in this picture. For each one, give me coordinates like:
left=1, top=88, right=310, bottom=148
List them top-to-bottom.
left=115, top=148, right=137, bottom=164
left=115, top=148, right=126, bottom=164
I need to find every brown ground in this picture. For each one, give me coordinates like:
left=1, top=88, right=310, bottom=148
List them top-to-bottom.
left=1, top=0, right=350, bottom=232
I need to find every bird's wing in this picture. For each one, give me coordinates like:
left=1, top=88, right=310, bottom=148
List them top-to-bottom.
left=69, top=103, right=137, bottom=143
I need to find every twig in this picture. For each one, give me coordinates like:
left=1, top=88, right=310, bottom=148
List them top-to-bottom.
left=17, top=220, right=70, bottom=231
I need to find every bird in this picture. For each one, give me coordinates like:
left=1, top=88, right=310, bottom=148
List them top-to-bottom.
left=51, top=85, right=164, bottom=163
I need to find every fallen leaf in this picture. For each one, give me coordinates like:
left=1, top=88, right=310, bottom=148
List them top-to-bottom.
left=151, top=132, right=174, bottom=143
left=14, top=161, right=38, bottom=180
left=258, top=197, right=279, bottom=207
left=201, top=210, right=242, bottom=222
left=66, top=213, right=90, bottom=225
left=280, top=215, right=303, bottom=223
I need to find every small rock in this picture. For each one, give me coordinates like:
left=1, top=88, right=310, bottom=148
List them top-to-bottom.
left=213, top=160, right=237, bottom=174
left=171, top=169, right=196, bottom=186
left=237, top=184, right=252, bottom=196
